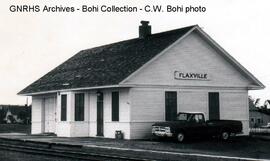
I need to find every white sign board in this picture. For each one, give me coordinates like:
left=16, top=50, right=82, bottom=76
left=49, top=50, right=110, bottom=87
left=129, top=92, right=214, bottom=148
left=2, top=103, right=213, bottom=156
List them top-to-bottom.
left=174, top=71, right=209, bottom=80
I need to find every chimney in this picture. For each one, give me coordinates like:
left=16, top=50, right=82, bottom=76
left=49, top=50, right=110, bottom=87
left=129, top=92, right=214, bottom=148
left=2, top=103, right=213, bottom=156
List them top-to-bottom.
left=139, top=21, right=151, bottom=38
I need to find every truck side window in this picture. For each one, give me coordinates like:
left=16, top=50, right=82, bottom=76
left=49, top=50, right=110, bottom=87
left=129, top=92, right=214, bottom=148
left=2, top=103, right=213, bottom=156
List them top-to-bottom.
left=194, top=114, right=204, bottom=123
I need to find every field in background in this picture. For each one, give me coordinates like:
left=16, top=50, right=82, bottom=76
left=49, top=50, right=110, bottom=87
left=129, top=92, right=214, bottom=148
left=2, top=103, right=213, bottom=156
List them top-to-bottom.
left=0, top=124, right=30, bottom=134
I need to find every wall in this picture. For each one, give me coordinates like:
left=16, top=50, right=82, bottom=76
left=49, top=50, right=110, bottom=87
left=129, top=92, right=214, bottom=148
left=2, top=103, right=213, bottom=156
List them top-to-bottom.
left=124, top=29, right=253, bottom=139
left=123, top=31, right=252, bottom=88
left=130, top=87, right=249, bottom=139
left=54, top=88, right=130, bottom=138
left=89, top=88, right=131, bottom=139
left=129, top=88, right=163, bottom=139
left=56, top=91, right=90, bottom=137
left=220, top=91, right=249, bottom=134
left=31, top=94, right=57, bottom=134
left=31, top=96, right=43, bottom=134
left=250, top=111, right=270, bottom=128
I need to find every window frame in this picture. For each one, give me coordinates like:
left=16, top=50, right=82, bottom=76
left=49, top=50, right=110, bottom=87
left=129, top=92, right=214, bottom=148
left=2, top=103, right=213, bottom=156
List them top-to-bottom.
left=111, top=91, right=119, bottom=122
left=75, top=93, right=85, bottom=121
left=61, top=94, right=67, bottom=121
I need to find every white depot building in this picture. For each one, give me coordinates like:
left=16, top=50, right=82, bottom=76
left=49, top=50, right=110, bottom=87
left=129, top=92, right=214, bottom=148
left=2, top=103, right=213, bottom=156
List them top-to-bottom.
left=19, top=21, right=264, bottom=139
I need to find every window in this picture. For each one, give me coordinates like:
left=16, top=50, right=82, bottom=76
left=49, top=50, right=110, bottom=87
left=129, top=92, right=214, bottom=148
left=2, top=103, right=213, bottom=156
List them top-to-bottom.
left=111, top=91, right=119, bottom=121
left=165, top=91, right=177, bottom=121
left=208, top=92, right=220, bottom=120
left=75, top=93, right=84, bottom=121
left=61, top=95, right=67, bottom=121
left=251, top=118, right=254, bottom=122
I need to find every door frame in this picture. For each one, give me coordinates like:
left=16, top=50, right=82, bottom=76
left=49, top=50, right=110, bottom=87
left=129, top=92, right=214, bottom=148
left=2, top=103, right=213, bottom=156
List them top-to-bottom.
left=96, top=91, right=104, bottom=136
left=165, top=91, right=177, bottom=121
left=208, top=92, right=220, bottom=120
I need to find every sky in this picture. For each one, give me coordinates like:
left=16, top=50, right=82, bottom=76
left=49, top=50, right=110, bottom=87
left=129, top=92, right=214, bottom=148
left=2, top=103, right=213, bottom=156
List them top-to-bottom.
left=0, top=0, right=270, bottom=105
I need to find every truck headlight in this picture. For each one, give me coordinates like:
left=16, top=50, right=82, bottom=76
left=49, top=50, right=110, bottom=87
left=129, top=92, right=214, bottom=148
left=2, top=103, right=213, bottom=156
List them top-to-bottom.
left=152, top=126, right=157, bottom=133
left=165, top=127, right=171, bottom=133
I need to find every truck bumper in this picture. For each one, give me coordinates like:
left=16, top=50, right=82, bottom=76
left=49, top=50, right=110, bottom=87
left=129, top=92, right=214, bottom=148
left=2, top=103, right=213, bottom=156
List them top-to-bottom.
left=152, top=131, right=173, bottom=137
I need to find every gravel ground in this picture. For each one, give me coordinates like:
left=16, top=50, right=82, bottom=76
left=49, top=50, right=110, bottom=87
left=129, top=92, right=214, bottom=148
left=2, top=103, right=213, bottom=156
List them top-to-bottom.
left=1, top=135, right=270, bottom=160
left=0, top=149, right=87, bottom=161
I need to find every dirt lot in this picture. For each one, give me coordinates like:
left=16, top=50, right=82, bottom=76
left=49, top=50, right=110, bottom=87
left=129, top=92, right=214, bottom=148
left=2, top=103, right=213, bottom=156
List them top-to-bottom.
left=0, top=124, right=31, bottom=134
left=1, top=135, right=270, bottom=160
left=81, top=136, right=270, bottom=160
left=0, top=149, right=86, bottom=161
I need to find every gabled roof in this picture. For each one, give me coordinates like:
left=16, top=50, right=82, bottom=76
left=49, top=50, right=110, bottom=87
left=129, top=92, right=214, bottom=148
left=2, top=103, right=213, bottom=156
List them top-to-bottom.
left=19, top=24, right=265, bottom=95
left=18, top=25, right=195, bottom=95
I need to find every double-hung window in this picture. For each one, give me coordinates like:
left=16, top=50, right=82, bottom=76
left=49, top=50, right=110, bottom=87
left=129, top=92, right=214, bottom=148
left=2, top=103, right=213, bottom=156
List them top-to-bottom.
left=111, top=91, right=119, bottom=121
left=75, top=93, right=84, bottom=121
left=61, top=95, right=67, bottom=121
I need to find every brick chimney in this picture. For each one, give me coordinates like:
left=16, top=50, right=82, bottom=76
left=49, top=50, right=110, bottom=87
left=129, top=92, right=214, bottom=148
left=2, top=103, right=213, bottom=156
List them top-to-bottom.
left=139, top=21, right=151, bottom=38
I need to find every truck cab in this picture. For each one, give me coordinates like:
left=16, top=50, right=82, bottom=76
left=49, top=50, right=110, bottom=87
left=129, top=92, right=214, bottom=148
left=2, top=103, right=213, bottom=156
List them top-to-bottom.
left=152, top=112, right=242, bottom=142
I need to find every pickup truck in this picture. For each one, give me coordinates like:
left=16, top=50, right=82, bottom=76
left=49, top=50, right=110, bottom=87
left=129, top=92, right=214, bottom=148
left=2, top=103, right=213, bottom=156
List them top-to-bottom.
left=152, top=112, right=242, bottom=142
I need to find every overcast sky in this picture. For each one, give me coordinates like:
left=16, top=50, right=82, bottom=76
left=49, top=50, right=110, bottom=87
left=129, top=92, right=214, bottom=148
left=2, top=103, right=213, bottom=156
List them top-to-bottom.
left=0, top=0, right=270, bottom=105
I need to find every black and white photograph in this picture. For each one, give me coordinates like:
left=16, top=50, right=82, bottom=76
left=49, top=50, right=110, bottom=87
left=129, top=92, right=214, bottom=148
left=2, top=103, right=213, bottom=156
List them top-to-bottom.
left=1, top=0, right=270, bottom=161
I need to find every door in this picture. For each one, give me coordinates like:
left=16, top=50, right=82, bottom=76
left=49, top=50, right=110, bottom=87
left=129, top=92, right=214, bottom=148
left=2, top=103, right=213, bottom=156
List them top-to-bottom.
left=165, top=91, right=177, bottom=121
left=96, top=92, right=104, bottom=136
left=209, top=92, right=220, bottom=120
left=44, top=97, right=56, bottom=133
left=185, top=114, right=207, bottom=136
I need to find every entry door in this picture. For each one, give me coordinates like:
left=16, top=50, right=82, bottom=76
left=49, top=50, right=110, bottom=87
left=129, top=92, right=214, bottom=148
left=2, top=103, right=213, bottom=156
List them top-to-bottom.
left=165, top=91, right=177, bottom=121
left=96, top=92, right=104, bottom=136
left=208, top=92, right=220, bottom=120
left=44, top=97, right=56, bottom=133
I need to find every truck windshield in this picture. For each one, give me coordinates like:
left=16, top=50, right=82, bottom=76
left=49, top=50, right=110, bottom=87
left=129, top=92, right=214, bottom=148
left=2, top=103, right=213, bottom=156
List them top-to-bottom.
left=176, top=113, right=204, bottom=123
left=176, top=113, right=192, bottom=121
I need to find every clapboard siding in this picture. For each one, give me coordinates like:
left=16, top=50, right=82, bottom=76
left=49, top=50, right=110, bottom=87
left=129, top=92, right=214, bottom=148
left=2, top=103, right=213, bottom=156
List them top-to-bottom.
left=124, top=31, right=251, bottom=88
left=129, top=87, right=249, bottom=139
left=89, top=88, right=131, bottom=138
left=103, top=88, right=130, bottom=138
left=130, top=88, right=164, bottom=122
left=89, top=91, right=97, bottom=137
left=178, top=91, right=208, bottom=118
left=220, top=91, right=249, bottom=134
left=55, top=92, right=72, bottom=137
left=32, top=94, right=57, bottom=134
left=31, top=97, right=43, bottom=134
left=55, top=122, right=71, bottom=137
left=70, top=122, right=89, bottom=137
left=104, top=122, right=130, bottom=139
left=130, top=122, right=154, bottom=139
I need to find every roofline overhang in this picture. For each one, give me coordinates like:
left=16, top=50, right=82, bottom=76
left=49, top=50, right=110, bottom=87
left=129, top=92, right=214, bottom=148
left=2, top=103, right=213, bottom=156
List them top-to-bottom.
left=194, top=26, right=265, bottom=89
left=18, top=83, right=263, bottom=96
left=120, top=83, right=260, bottom=90
left=18, top=84, right=131, bottom=96
left=247, top=85, right=265, bottom=90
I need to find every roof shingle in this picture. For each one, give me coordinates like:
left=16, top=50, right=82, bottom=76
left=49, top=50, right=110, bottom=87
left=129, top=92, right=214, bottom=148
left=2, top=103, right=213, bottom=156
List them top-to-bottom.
left=19, top=25, right=195, bottom=95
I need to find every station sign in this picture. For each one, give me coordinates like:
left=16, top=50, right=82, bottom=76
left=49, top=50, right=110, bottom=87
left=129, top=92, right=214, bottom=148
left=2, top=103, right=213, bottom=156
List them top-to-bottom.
left=174, top=71, right=209, bottom=80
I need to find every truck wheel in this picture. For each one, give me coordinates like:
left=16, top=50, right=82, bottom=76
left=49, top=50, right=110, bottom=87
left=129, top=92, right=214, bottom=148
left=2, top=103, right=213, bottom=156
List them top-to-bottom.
left=221, top=131, right=230, bottom=141
left=177, top=132, right=185, bottom=143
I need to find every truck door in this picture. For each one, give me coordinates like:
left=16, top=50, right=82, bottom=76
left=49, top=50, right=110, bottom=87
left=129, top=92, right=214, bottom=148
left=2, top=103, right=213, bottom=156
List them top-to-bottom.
left=186, top=114, right=207, bottom=137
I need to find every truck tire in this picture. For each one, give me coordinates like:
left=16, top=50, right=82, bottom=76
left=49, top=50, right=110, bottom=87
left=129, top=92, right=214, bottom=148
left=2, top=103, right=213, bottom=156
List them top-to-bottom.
left=221, top=131, right=230, bottom=141
left=177, top=132, right=185, bottom=143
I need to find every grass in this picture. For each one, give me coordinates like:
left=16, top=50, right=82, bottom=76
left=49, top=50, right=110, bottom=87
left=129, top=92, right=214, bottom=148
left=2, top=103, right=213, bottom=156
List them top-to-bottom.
left=0, top=124, right=31, bottom=134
